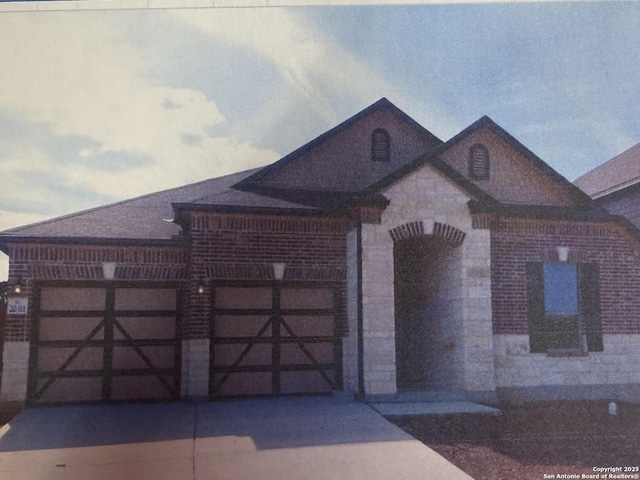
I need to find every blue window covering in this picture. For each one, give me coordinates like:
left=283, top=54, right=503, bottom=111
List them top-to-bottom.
left=543, top=263, right=578, bottom=315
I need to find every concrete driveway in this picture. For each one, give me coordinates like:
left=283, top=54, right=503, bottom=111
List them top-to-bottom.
left=0, top=396, right=472, bottom=480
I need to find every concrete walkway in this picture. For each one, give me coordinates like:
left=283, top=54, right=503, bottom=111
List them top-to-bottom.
left=0, top=396, right=472, bottom=480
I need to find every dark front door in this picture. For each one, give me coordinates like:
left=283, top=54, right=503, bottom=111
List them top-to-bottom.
left=29, top=281, right=182, bottom=404
left=209, top=281, right=343, bottom=398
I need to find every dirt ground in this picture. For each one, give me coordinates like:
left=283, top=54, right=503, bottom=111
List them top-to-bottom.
left=391, top=401, right=640, bottom=480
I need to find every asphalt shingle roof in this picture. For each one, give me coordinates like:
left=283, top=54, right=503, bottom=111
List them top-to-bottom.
left=574, top=143, right=640, bottom=198
left=0, top=168, right=313, bottom=242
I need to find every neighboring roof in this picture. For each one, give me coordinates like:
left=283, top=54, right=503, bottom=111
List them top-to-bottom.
left=234, top=98, right=443, bottom=194
left=574, top=143, right=640, bottom=198
left=0, top=168, right=277, bottom=243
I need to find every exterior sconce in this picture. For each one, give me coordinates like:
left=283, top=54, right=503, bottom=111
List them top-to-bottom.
left=556, top=246, right=570, bottom=263
left=102, top=262, right=117, bottom=280
left=272, top=263, right=286, bottom=281
left=13, top=276, right=23, bottom=294
left=196, top=278, right=207, bottom=295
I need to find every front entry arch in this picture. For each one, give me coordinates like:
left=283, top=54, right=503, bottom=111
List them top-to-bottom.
left=392, top=221, right=465, bottom=391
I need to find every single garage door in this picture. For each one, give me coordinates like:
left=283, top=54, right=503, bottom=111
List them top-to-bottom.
left=28, top=281, right=182, bottom=404
left=210, top=281, right=343, bottom=398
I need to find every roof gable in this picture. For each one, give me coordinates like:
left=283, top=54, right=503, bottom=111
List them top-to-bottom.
left=234, top=98, right=442, bottom=194
left=436, top=116, right=592, bottom=207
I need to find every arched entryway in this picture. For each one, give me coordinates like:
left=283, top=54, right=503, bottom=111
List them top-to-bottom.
left=391, top=221, right=465, bottom=391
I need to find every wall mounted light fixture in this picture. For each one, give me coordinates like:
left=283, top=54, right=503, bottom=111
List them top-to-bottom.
left=556, top=246, right=570, bottom=262
left=102, top=262, right=117, bottom=280
left=272, top=263, right=286, bottom=281
left=13, top=276, right=23, bottom=294
left=196, top=277, right=207, bottom=295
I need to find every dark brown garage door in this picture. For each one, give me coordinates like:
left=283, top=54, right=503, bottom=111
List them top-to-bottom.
left=28, top=281, right=182, bottom=404
left=210, top=281, right=343, bottom=398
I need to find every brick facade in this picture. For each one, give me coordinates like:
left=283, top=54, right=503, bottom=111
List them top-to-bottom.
left=186, top=212, right=349, bottom=340
left=490, top=217, right=640, bottom=336
left=4, top=243, right=189, bottom=342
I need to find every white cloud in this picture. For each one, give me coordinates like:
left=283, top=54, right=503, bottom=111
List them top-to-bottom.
left=171, top=8, right=406, bottom=125
left=0, top=11, right=279, bottom=204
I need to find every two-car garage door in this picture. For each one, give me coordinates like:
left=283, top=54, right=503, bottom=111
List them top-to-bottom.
left=28, top=280, right=343, bottom=404
left=28, top=282, right=181, bottom=404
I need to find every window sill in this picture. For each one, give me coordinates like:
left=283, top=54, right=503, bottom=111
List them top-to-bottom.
left=547, top=348, right=587, bottom=358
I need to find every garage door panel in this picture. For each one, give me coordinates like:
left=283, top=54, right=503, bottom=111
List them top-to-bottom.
left=215, top=287, right=271, bottom=309
left=40, top=288, right=106, bottom=311
left=115, top=288, right=177, bottom=310
left=280, top=288, right=333, bottom=309
left=213, top=316, right=272, bottom=337
left=281, top=316, right=334, bottom=337
left=39, top=317, right=105, bottom=341
left=114, top=317, right=176, bottom=340
left=280, top=343, right=334, bottom=365
left=213, top=344, right=272, bottom=366
left=112, top=345, right=176, bottom=370
left=37, top=347, right=104, bottom=371
left=280, top=370, right=334, bottom=395
left=212, top=372, right=272, bottom=396
left=111, top=375, right=174, bottom=401
left=36, top=377, right=103, bottom=403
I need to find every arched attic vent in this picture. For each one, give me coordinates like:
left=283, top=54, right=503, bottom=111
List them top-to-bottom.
left=371, top=128, right=391, bottom=162
left=468, top=143, right=490, bottom=180
left=388, top=220, right=466, bottom=247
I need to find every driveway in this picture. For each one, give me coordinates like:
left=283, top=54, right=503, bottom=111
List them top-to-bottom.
left=0, top=396, right=472, bottom=480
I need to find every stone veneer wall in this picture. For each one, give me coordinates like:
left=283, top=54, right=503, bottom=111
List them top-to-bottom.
left=357, top=163, right=495, bottom=396
left=494, top=334, right=640, bottom=403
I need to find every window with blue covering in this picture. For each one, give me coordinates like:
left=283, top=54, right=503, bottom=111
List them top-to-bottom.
left=526, top=262, right=602, bottom=354
left=543, top=263, right=578, bottom=316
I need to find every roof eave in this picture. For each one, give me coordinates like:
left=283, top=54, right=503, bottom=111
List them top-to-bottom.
left=361, top=151, right=500, bottom=205
left=467, top=200, right=613, bottom=222
left=171, top=202, right=341, bottom=218
left=0, top=235, right=186, bottom=250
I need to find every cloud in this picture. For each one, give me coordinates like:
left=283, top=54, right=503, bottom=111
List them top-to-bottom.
left=170, top=9, right=412, bottom=134
left=0, top=11, right=279, bottom=205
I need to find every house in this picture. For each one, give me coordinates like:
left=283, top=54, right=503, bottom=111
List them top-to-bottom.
left=2, top=98, right=640, bottom=407
left=574, top=143, right=640, bottom=228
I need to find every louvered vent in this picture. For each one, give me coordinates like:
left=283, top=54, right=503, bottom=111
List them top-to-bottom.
left=371, top=128, right=390, bottom=162
left=469, top=143, right=490, bottom=180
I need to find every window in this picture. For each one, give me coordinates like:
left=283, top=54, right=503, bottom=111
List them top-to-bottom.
left=371, top=128, right=390, bottom=162
left=468, top=143, right=490, bottom=180
left=526, top=262, right=602, bottom=354
left=543, top=263, right=578, bottom=316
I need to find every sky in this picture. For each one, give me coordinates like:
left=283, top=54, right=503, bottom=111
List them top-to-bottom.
left=1, top=2, right=640, bottom=280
